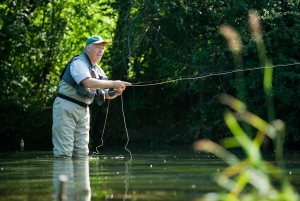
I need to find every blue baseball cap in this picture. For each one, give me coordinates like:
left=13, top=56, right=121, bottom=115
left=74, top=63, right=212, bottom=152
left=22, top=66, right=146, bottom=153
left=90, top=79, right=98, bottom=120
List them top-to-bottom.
left=86, top=35, right=109, bottom=46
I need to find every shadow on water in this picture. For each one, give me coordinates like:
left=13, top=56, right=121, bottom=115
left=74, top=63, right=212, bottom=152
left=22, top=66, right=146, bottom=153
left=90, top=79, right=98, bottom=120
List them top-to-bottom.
left=0, top=148, right=299, bottom=201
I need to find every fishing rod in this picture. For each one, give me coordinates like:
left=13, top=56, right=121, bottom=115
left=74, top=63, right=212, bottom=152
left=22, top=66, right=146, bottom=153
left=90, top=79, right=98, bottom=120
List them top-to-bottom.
left=92, top=61, right=299, bottom=160
left=130, top=62, right=300, bottom=87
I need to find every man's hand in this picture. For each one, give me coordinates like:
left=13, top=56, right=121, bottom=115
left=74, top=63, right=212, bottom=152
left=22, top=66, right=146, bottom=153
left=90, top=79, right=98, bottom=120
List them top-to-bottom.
left=81, top=78, right=131, bottom=90
left=105, top=81, right=131, bottom=99
left=113, top=81, right=131, bottom=90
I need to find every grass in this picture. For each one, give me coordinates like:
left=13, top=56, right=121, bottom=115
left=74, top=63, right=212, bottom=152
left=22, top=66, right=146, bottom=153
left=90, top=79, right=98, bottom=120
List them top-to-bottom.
left=193, top=10, right=299, bottom=201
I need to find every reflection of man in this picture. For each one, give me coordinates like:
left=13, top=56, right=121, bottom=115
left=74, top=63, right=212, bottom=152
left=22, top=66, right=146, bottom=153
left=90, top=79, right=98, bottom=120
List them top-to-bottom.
left=53, top=158, right=91, bottom=201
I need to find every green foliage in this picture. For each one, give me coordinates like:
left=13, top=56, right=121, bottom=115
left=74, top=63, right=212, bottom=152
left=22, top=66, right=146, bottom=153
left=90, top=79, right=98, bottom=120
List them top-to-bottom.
left=0, top=0, right=116, bottom=150
left=1, top=0, right=300, bottom=150
left=107, top=0, right=300, bottom=147
left=193, top=10, right=299, bottom=200
left=194, top=94, right=299, bottom=200
left=0, top=100, right=52, bottom=151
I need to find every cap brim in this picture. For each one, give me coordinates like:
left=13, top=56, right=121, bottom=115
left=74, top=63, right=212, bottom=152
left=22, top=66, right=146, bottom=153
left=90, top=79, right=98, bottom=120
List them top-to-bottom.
left=92, top=41, right=109, bottom=45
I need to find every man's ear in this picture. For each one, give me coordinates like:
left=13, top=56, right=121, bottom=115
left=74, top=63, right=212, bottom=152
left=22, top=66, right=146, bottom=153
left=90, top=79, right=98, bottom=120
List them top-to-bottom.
left=85, top=45, right=90, bottom=52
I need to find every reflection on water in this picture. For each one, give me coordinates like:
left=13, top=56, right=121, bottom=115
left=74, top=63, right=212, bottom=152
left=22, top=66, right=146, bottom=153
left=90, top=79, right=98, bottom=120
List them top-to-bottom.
left=0, top=149, right=299, bottom=201
left=89, top=156, right=133, bottom=200
left=53, top=158, right=91, bottom=201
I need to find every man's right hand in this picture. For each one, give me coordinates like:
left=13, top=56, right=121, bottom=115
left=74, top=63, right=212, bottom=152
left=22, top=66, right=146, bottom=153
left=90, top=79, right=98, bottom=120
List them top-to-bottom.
left=113, top=81, right=131, bottom=91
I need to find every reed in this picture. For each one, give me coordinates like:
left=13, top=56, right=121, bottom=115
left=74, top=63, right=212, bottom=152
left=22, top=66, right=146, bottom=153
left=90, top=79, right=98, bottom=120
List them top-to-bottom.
left=193, top=10, right=299, bottom=201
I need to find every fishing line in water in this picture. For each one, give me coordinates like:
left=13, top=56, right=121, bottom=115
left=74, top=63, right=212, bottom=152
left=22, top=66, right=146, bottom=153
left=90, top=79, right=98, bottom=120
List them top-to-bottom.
left=92, top=94, right=132, bottom=162
left=120, top=95, right=133, bottom=162
left=92, top=100, right=110, bottom=158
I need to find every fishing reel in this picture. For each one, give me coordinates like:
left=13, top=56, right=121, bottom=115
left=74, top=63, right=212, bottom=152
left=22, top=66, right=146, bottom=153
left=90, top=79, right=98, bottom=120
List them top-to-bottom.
left=108, top=88, right=116, bottom=96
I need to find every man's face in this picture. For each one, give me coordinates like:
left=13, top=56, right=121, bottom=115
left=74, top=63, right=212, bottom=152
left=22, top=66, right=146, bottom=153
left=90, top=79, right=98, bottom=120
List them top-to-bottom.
left=86, top=43, right=105, bottom=64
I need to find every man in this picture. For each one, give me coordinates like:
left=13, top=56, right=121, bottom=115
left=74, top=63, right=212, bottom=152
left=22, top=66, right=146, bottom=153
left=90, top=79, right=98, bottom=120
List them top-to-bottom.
left=52, top=35, right=131, bottom=158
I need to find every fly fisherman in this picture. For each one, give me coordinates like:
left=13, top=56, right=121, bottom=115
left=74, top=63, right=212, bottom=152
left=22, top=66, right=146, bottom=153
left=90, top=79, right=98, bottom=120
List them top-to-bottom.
left=52, top=35, right=131, bottom=158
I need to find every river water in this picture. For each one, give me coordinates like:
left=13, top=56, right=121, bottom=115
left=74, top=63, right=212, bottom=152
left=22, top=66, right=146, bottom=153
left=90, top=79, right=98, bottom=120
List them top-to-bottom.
left=0, top=147, right=299, bottom=201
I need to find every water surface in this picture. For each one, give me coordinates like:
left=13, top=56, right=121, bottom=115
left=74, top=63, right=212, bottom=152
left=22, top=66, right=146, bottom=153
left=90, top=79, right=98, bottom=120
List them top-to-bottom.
left=0, top=148, right=299, bottom=200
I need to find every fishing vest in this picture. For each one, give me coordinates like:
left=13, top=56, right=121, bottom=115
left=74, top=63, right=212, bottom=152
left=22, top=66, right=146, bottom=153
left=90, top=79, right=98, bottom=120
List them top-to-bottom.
left=60, top=53, right=106, bottom=106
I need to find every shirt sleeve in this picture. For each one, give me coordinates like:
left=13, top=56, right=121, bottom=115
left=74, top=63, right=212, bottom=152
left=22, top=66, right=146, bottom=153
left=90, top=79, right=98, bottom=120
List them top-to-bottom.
left=70, top=59, right=91, bottom=84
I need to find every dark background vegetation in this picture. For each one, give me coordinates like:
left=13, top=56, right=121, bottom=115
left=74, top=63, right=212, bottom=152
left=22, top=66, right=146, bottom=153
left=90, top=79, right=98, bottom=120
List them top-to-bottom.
left=1, top=0, right=300, bottom=151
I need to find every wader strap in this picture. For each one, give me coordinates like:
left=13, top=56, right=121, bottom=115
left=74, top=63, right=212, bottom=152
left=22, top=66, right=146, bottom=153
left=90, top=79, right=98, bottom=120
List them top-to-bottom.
left=58, top=93, right=88, bottom=108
